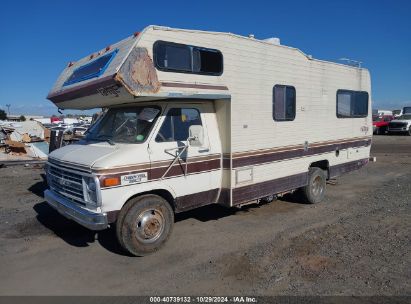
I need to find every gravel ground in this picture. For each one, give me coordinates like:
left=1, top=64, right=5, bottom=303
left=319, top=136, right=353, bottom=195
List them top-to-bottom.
left=0, top=135, right=409, bottom=296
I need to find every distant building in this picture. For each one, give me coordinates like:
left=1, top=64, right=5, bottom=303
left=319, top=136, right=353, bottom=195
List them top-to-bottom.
left=6, top=115, right=45, bottom=122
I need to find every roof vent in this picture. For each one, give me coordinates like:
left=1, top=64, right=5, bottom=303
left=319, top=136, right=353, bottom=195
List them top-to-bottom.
left=248, top=34, right=255, bottom=39
left=263, top=37, right=280, bottom=45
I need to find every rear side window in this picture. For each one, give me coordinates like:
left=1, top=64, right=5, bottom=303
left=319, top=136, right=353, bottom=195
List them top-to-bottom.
left=154, top=41, right=223, bottom=75
left=273, top=85, right=296, bottom=121
left=337, top=90, right=369, bottom=118
left=156, top=108, right=202, bottom=142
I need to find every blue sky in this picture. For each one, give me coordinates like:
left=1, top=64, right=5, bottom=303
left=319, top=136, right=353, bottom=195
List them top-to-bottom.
left=0, top=0, right=410, bottom=116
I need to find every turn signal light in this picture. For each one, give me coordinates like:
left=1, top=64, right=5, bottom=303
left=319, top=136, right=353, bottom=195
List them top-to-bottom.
left=102, top=177, right=120, bottom=187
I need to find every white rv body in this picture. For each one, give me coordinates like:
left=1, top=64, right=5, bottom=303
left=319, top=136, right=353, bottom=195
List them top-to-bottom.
left=45, top=26, right=372, bottom=254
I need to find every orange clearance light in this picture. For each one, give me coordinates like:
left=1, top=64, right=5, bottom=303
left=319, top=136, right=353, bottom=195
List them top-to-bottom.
left=133, top=31, right=140, bottom=37
left=105, top=45, right=111, bottom=52
left=89, top=54, right=95, bottom=60
left=67, top=61, right=74, bottom=67
left=102, top=177, right=121, bottom=187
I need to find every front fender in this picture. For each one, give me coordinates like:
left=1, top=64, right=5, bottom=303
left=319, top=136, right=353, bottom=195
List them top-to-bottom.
left=100, top=181, right=177, bottom=212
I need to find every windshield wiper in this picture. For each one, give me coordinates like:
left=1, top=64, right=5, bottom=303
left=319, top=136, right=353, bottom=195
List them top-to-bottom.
left=88, top=135, right=116, bottom=145
left=106, top=139, right=115, bottom=146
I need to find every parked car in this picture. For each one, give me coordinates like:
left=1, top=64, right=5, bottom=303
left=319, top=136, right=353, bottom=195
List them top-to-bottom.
left=392, top=109, right=402, bottom=118
left=387, top=114, right=411, bottom=135
left=373, top=115, right=394, bottom=135
left=50, top=126, right=67, bottom=132
left=64, top=126, right=88, bottom=136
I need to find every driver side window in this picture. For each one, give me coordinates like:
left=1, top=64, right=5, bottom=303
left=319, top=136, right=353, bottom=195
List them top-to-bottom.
left=156, top=108, right=202, bottom=142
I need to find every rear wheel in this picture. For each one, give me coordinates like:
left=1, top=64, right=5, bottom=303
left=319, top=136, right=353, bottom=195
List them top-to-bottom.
left=374, top=127, right=380, bottom=135
left=301, top=167, right=326, bottom=204
left=116, top=194, right=174, bottom=256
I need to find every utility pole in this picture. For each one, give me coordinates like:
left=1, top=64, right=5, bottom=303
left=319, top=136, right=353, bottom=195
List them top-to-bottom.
left=5, top=104, right=11, bottom=116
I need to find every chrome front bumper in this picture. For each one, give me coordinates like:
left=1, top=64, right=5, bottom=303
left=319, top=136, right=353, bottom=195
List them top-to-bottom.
left=45, top=189, right=108, bottom=230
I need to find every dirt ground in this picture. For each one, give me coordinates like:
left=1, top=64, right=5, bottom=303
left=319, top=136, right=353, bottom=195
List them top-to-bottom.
left=0, top=135, right=410, bottom=296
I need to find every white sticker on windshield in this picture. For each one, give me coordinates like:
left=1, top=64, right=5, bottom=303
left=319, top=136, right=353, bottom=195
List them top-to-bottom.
left=139, top=108, right=160, bottom=122
left=121, top=172, right=148, bottom=185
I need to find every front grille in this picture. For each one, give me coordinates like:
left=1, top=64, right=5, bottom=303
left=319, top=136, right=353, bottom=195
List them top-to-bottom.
left=389, top=122, right=406, bottom=128
left=48, top=165, right=85, bottom=205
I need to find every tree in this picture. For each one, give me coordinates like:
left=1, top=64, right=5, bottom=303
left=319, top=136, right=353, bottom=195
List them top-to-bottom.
left=0, top=109, right=7, bottom=120
left=19, top=115, right=26, bottom=121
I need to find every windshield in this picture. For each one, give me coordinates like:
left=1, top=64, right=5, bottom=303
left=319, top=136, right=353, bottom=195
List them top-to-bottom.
left=85, top=106, right=161, bottom=144
left=398, top=114, right=411, bottom=120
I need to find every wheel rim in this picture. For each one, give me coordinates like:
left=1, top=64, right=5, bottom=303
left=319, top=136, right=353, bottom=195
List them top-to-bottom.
left=312, top=175, right=324, bottom=197
left=135, top=208, right=165, bottom=244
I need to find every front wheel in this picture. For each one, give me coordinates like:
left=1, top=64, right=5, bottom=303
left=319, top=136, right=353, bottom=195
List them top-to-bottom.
left=301, top=167, right=326, bottom=204
left=116, top=194, right=174, bottom=256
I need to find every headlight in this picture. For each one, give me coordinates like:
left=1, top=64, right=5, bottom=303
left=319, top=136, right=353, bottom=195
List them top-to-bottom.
left=84, top=177, right=98, bottom=204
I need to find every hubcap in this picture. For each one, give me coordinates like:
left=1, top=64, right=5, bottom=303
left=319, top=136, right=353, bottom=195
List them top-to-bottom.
left=312, top=175, right=324, bottom=197
left=135, top=209, right=165, bottom=244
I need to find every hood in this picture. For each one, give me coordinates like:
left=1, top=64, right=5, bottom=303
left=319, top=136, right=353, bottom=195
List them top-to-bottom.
left=48, top=142, right=150, bottom=170
left=49, top=143, right=118, bottom=168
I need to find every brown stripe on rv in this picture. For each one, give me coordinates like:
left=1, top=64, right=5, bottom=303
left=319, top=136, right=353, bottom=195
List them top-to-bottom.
left=47, top=75, right=119, bottom=103
left=161, top=82, right=229, bottom=91
left=232, top=138, right=371, bottom=168
left=93, top=154, right=221, bottom=175
left=98, top=158, right=221, bottom=188
left=104, top=158, right=369, bottom=216
left=150, top=158, right=221, bottom=179
left=232, top=158, right=369, bottom=205
left=329, top=158, right=369, bottom=178
left=232, top=172, right=309, bottom=205
left=175, top=188, right=220, bottom=213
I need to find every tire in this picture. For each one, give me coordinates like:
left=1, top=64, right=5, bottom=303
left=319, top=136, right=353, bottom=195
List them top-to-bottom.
left=380, top=126, right=387, bottom=135
left=374, top=127, right=380, bottom=135
left=301, top=167, right=326, bottom=204
left=116, top=194, right=174, bottom=256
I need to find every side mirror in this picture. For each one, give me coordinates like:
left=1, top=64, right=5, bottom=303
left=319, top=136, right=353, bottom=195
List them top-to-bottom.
left=188, top=125, right=204, bottom=147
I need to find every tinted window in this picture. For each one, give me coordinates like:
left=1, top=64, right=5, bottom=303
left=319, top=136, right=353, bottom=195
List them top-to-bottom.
left=154, top=41, right=223, bottom=75
left=154, top=43, right=192, bottom=72
left=193, top=48, right=223, bottom=74
left=64, top=50, right=118, bottom=86
left=273, top=85, right=296, bottom=121
left=337, top=90, right=369, bottom=118
left=156, top=108, right=202, bottom=142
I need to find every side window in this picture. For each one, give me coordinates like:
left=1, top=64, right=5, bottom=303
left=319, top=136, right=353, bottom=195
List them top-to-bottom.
left=154, top=41, right=223, bottom=75
left=154, top=43, right=192, bottom=72
left=273, top=85, right=296, bottom=121
left=337, top=90, right=369, bottom=118
left=156, top=108, right=202, bottom=142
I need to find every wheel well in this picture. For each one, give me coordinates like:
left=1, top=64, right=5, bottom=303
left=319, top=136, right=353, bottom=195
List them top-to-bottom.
left=309, top=160, right=330, bottom=179
left=127, top=189, right=176, bottom=211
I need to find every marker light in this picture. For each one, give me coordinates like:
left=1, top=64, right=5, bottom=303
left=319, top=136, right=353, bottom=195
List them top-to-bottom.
left=133, top=31, right=140, bottom=37
left=102, top=177, right=121, bottom=187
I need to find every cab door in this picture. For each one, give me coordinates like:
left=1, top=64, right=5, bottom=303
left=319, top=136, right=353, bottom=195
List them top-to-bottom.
left=148, top=102, right=222, bottom=212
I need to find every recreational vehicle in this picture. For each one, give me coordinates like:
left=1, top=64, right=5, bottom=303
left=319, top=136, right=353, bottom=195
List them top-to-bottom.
left=45, top=26, right=372, bottom=256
